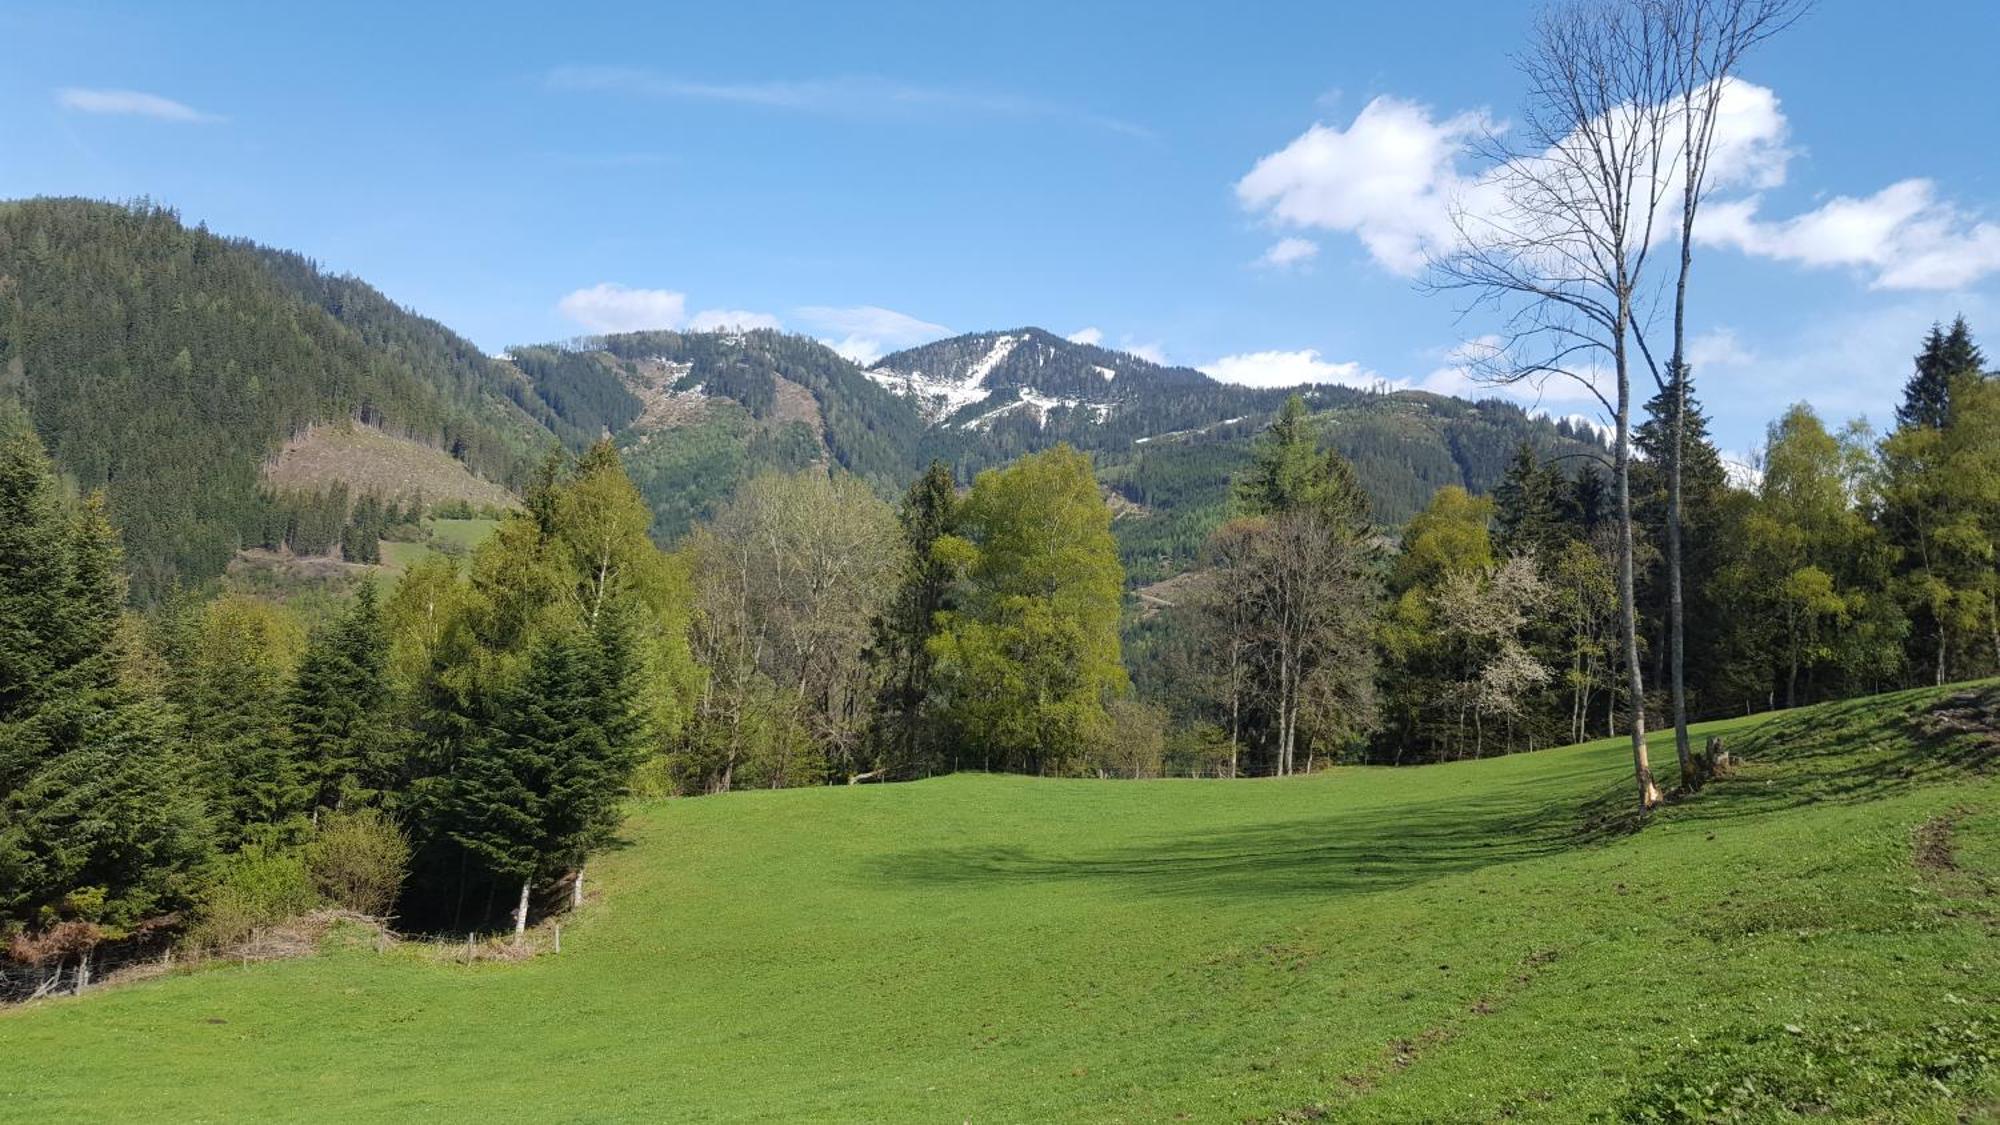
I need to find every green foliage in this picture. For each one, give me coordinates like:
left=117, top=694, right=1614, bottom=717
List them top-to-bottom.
left=0, top=199, right=550, bottom=600
left=0, top=410, right=212, bottom=934
left=932, top=446, right=1127, bottom=774
left=288, top=582, right=396, bottom=814
left=304, top=809, right=410, bottom=917
left=185, top=845, right=319, bottom=953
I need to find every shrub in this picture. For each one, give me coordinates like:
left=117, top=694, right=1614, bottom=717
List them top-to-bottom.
left=1088, top=698, right=1168, bottom=779
left=305, top=809, right=410, bottom=917
left=187, top=847, right=318, bottom=952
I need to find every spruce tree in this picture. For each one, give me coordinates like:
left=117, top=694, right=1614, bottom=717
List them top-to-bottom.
left=1896, top=317, right=1985, bottom=431
left=1236, top=394, right=1323, bottom=516
left=0, top=414, right=210, bottom=932
left=1493, top=444, right=1568, bottom=558
left=869, top=460, right=960, bottom=775
left=289, top=582, right=395, bottom=814
left=444, top=621, right=642, bottom=931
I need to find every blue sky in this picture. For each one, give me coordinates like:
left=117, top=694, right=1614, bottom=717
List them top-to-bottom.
left=3, top=0, right=1997, bottom=454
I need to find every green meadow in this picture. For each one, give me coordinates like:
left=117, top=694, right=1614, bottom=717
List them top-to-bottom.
left=4, top=685, right=1995, bottom=1122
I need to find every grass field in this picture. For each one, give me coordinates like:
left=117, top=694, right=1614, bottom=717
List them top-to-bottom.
left=376, top=518, right=502, bottom=573
left=3, top=686, right=1996, bottom=1122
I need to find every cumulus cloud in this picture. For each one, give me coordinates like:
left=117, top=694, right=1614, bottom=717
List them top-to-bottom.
left=1239, top=77, right=1996, bottom=290
left=1234, top=81, right=1786, bottom=277
left=56, top=87, right=221, bottom=123
left=1236, top=95, right=1490, bottom=275
left=1699, top=179, right=2000, bottom=290
left=1255, top=237, right=1320, bottom=271
left=557, top=283, right=783, bottom=335
left=558, top=283, right=689, bottom=334
left=794, top=305, right=950, bottom=365
left=1066, top=327, right=1105, bottom=346
left=1122, top=341, right=1169, bottom=366
left=1201, top=348, right=1388, bottom=390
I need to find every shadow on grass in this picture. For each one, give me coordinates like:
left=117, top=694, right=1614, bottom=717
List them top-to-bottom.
left=1576, top=682, right=2000, bottom=838
left=875, top=683, right=1998, bottom=904
left=872, top=768, right=1614, bottom=902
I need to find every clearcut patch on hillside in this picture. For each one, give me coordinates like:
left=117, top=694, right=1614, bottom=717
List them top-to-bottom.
left=261, top=424, right=517, bottom=509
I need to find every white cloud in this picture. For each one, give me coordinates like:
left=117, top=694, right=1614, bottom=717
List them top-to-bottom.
left=546, top=67, right=1154, bottom=139
left=1236, top=80, right=1792, bottom=278
left=56, top=87, right=220, bottom=123
left=1237, top=95, right=1490, bottom=275
left=1699, top=179, right=2000, bottom=290
left=1256, top=237, right=1320, bottom=270
left=557, top=283, right=783, bottom=335
left=558, top=283, right=688, bottom=334
left=795, top=305, right=950, bottom=365
left=687, top=308, right=783, bottom=332
left=1066, top=327, right=1104, bottom=346
left=1688, top=327, right=1755, bottom=371
left=1417, top=335, right=1610, bottom=407
left=1123, top=341, right=1169, bottom=366
left=1201, top=348, right=1388, bottom=390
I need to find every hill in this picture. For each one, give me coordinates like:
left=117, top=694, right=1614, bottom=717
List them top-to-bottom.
left=0, top=198, right=554, bottom=601
left=0, top=198, right=1605, bottom=594
left=519, top=327, right=1607, bottom=571
left=5, top=683, right=1995, bottom=1121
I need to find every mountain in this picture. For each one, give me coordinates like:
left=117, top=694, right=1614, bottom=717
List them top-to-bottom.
left=0, top=198, right=1606, bottom=598
left=0, top=198, right=555, bottom=600
left=511, top=327, right=1606, bottom=580
left=863, top=327, right=1209, bottom=427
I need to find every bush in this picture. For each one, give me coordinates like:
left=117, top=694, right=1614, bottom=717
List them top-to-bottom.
left=1087, top=698, right=1168, bottom=779
left=305, top=809, right=410, bottom=917
left=187, top=847, right=319, bottom=952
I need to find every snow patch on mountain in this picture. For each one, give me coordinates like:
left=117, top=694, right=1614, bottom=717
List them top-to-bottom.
left=866, top=333, right=1023, bottom=422
left=960, top=387, right=1116, bottom=431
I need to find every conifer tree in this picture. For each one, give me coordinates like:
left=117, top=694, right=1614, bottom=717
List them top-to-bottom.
left=1896, top=317, right=1986, bottom=432
left=0, top=412, right=210, bottom=933
left=868, top=460, right=960, bottom=775
left=289, top=582, right=395, bottom=815
left=444, top=619, right=643, bottom=934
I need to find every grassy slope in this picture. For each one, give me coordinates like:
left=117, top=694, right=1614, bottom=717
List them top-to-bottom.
left=3, top=687, right=1995, bottom=1122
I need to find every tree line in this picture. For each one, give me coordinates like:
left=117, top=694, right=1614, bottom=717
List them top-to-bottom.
left=4, top=310, right=1995, bottom=974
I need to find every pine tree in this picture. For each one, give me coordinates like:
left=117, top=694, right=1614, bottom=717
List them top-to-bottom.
left=1896, top=317, right=1986, bottom=431
left=1236, top=394, right=1324, bottom=516
left=0, top=412, right=211, bottom=933
left=868, top=460, right=960, bottom=775
left=289, top=582, right=395, bottom=815
left=444, top=621, right=643, bottom=933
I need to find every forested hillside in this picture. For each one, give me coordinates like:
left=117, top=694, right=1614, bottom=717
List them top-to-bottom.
left=0, top=199, right=551, bottom=601
left=508, top=326, right=1604, bottom=563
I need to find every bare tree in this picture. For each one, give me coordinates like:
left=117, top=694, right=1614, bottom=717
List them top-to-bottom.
left=1430, top=0, right=1680, bottom=808
left=1656, top=0, right=1809, bottom=784
left=1211, top=510, right=1379, bottom=776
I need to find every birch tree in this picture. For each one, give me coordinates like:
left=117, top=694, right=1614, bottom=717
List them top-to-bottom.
left=1430, top=0, right=1679, bottom=808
